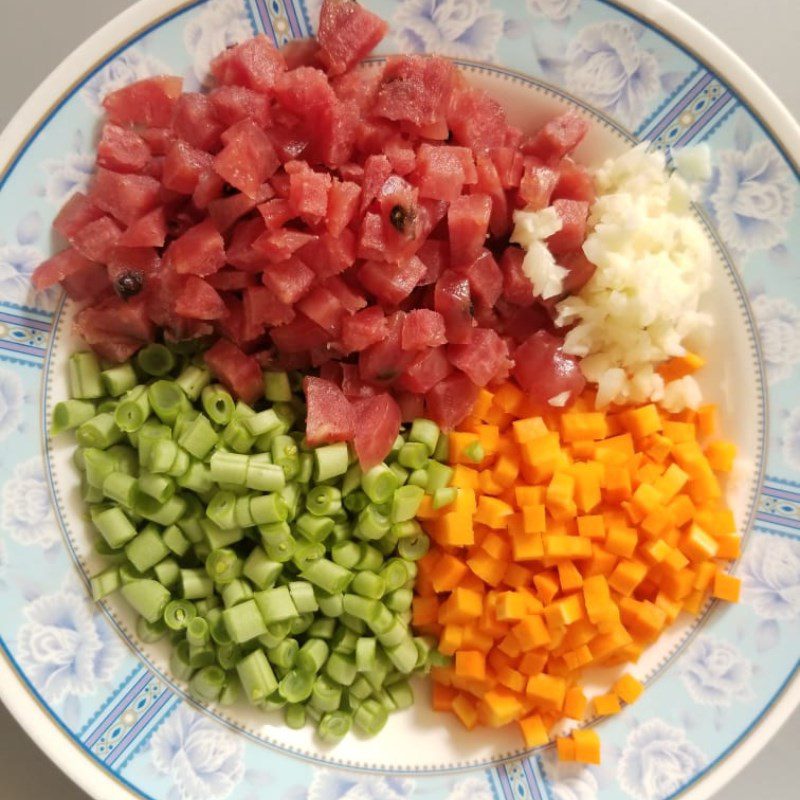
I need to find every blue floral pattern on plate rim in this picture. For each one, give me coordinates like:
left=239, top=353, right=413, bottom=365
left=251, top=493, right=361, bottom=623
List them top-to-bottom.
left=0, top=2, right=798, bottom=800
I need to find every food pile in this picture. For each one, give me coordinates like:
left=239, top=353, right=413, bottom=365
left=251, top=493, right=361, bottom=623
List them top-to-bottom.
left=37, top=0, right=742, bottom=761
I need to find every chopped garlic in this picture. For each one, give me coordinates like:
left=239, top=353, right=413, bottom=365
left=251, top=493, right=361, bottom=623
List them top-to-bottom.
left=556, top=144, right=713, bottom=410
left=673, top=144, right=712, bottom=183
left=511, top=206, right=567, bottom=299
left=548, top=391, right=572, bottom=407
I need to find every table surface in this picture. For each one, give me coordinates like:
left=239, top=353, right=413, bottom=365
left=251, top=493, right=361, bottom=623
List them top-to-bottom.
left=0, top=1, right=798, bottom=798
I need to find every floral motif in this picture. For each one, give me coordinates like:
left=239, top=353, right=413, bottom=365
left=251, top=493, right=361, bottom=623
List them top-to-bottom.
left=184, top=0, right=253, bottom=86
left=394, top=0, right=504, bottom=61
left=527, top=0, right=581, bottom=22
left=564, top=21, right=661, bottom=128
left=81, top=47, right=171, bottom=112
left=38, top=130, right=95, bottom=205
left=707, top=141, right=796, bottom=257
left=0, top=212, right=49, bottom=309
left=749, top=293, right=800, bottom=383
left=0, top=367, right=24, bottom=443
left=781, top=408, right=800, bottom=471
left=2, top=456, right=60, bottom=549
left=742, top=535, right=800, bottom=621
left=0, top=537, right=7, bottom=580
left=16, top=587, right=124, bottom=704
left=680, top=635, right=754, bottom=707
left=150, top=705, right=245, bottom=800
left=617, top=719, right=705, bottom=800
left=543, top=749, right=599, bottom=800
left=308, top=770, right=415, bottom=800
left=446, top=776, right=493, bottom=800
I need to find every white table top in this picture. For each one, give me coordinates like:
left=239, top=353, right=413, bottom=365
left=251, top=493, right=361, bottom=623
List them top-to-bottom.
left=0, top=1, right=797, bottom=799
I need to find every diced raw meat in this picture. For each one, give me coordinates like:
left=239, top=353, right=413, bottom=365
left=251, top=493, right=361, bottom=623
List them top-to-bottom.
left=317, top=0, right=388, bottom=76
left=210, top=35, right=287, bottom=93
left=374, top=55, right=456, bottom=128
left=102, top=76, right=182, bottom=128
left=209, top=85, right=272, bottom=128
left=171, top=93, right=225, bottom=152
left=523, top=111, right=589, bottom=163
left=214, top=119, right=279, bottom=198
left=97, top=124, right=150, bottom=173
left=140, top=127, right=175, bottom=155
left=384, top=136, right=416, bottom=176
left=162, top=141, right=213, bottom=194
left=519, top=158, right=559, bottom=209
left=287, top=161, right=331, bottom=223
left=90, top=168, right=162, bottom=225
left=193, top=169, right=227, bottom=209
left=327, top=179, right=361, bottom=236
left=53, top=193, right=104, bottom=240
left=448, top=194, right=491, bottom=266
left=547, top=199, right=589, bottom=255
left=118, top=207, right=167, bottom=248
left=71, top=216, right=122, bottom=263
left=163, top=218, right=226, bottom=275
left=500, top=246, right=534, bottom=306
left=107, top=247, right=161, bottom=284
left=462, top=249, right=503, bottom=309
left=358, top=256, right=425, bottom=306
left=262, top=257, right=315, bottom=304
left=435, top=270, right=474, bottom=344
left=174, top=275, right=226, bottom=320
left=243, top=285, right=295, bottom=331
left=296, top=286, right=345, bottom=336
left=497, top=301, right=549, bottom=344
left=340, top=306, right=388, bottom=352
left=401, top=309, right=447, bottom=350
left=270, top=314, right=332, bottom=353
left=448, top=327, right=510, bottom=387
left=513, top=330, right=585, bottom=406
left=204, top=339, right=264, bottom=403
left=398, top=346, right=452, bottom=394
left=341, top=363, right=376, bottom=398
left=426, top=371, right=479, bottom=430
left=304, top=375, right=356, bottom=445
left=352, top=393, right=401, bottom=469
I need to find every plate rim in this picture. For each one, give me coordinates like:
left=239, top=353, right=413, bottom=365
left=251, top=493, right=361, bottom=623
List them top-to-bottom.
left=0, top=1, right=798, bottom=799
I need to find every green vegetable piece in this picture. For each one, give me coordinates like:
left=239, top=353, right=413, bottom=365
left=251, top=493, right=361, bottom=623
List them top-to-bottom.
left=137, top=344, right=176, bottom=377
left=69, top=351, right=104, bottom=399
left=120, top=579, right=171, bottom=624
left=222, top=599, right=268, bottom=643
left=236, top=649, right=278, bottom=705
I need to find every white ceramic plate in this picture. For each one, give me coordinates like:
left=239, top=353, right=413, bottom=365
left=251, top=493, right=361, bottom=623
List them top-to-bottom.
left=0, top=2, right=798, bottom=800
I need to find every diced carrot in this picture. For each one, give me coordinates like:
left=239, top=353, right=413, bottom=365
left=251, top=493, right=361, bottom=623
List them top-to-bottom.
left=657, top=352, right=705, bottom=382
left=492, top=383, right=523, bottom=414
left=473, top=388, right=495, bottom=420
left=622, top=404, right=662, bottom=438
left=696, top=404, right=717, bottom=438
left=560, top=412, right=609, bottom=443
left=513, top=416, right=548, bottom=445
left=663, top=420, right=695, bottom=443
left=450, top=432, right=482, bottom=464
left=704, top=441, right=737, bottom=472
left=451, top=464, right=480, bottom=490
left=604, top=464, right=632, bottom=502
left=521, top=503, right=546, bottom=534
left=577, top=514, right=605, bottom=540
left=715, top=534, right=741, bottom=560
left=467, top=549, right=507, bottom=587
left=430, top=553, right=469, bottom=593
left=558, top=560, right=584, bottom=592
left=608, top=560, right=648, bottom=596
left=533, top=570, right=560, bottom=604
left=712, top=572, right=741, bottom=602
left=496, top=591, right=526, bottom=621
left=412, top=595, right=440, bottom=627
left=512, top=615, right=550, bottom=649
left=439, top=625, right=464, bottom=655
left=455, top=650, right=486, bottom=681
left=526, top=673, right=566, bottom=710
left=613, top=674, right=644, bottom=704
left=432, top=682, right=458, bottom=712
left=452, top=693, right=479, bottom=730
left=592, top=693, right=621, bottom=716
left=518, top=714, right=549, bottom=747
left=572, top=729, right=601, bottom=764
left=556, top=736, right=576, bottom=762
